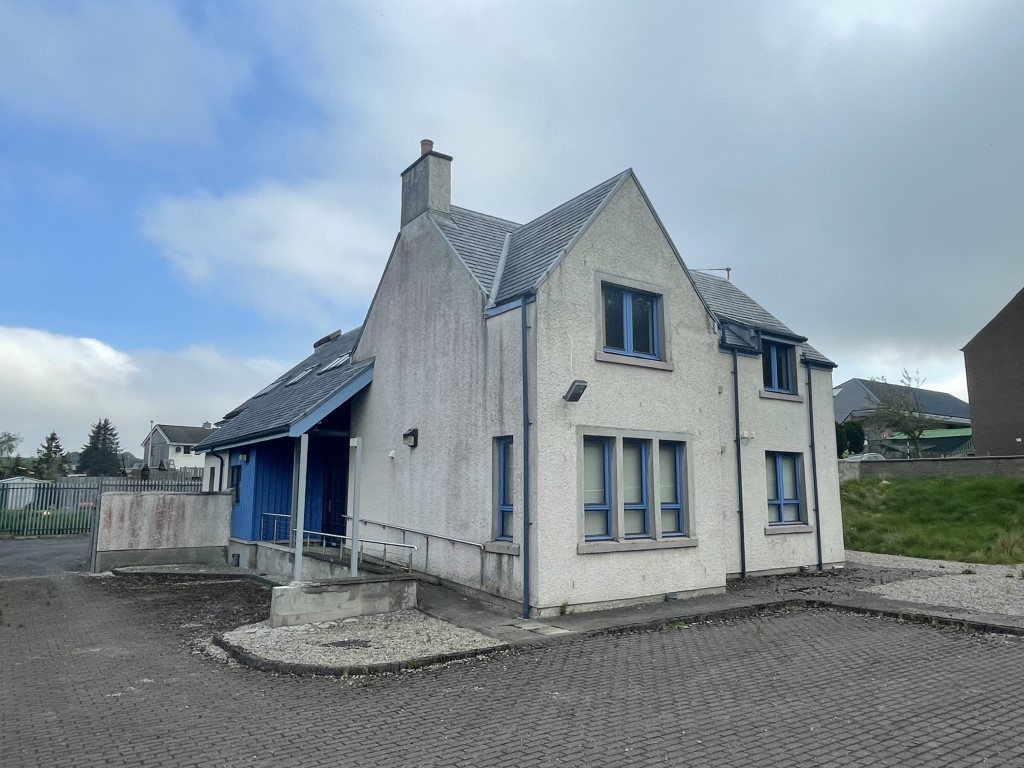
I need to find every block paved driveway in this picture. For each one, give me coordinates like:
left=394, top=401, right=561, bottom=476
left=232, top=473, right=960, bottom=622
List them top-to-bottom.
left=4, top=552, right=1024, bottom=766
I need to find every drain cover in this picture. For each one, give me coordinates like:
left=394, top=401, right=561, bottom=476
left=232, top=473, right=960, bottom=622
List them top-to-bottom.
left=324, top=639, right=372, bottom=649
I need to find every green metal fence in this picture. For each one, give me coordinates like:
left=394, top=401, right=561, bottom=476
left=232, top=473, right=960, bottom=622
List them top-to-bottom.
left=0, top=478, right=202, bottom=536
left=0, top=508, right=96, bottom=536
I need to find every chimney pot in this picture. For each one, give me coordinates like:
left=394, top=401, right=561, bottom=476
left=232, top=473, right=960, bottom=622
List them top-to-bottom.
left=420, top=139, right=434, bottom=156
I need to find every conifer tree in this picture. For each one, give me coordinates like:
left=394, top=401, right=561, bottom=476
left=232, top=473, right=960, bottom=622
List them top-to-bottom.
left=78, top=419, right=122, bottom=476
left=36, top=432, right=70, bottom=481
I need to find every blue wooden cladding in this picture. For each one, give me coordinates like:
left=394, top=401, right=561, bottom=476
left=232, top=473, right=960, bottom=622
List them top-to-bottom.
left=229, top=437, right=348, bottom=541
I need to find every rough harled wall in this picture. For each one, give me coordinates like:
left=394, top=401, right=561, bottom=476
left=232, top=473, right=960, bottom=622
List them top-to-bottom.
left=531, top=176, right=842, bottom=612
left=532, top=176, right=732, bottom=610
left=351, top=213, right=524, bottom=601
left=733, top=355, right=844, bottom=574
left=95, top=492, right=231, bottom=571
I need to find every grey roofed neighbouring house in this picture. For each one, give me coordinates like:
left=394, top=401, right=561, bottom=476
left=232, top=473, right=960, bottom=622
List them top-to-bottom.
left=194, top=326, right=371, bottom=452
left=833, top=378, right=971, bottom=424
left=155, top=424, right=218, bottom=445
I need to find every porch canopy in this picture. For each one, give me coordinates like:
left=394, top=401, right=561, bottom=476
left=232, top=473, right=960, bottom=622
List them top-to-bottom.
left=194, top=328, right=373, bottom=579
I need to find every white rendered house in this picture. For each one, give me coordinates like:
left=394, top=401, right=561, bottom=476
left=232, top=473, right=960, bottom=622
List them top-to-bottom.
left=197, top=142, right=844, bottom=617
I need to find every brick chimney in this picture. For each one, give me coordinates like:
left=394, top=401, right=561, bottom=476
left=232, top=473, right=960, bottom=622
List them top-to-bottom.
left=400, top=139, right=452, bottom=227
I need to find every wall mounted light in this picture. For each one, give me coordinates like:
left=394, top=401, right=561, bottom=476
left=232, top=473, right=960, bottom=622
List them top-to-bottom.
left=563, top=379, right=588, bottom=402
left=403, top=429, right=419, bottom=448
left=238, top=451, right=249, bottom=463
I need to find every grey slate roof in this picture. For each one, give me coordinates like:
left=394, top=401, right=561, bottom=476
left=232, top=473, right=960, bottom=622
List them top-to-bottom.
left=431, top=169, right=830, bottom=366
left=432, top=171, right=629, bottom=305
left=494, top=171, right=629, bottom=303
left=433, top=207, right=521, bottom=294
left=688, top=271, right=834, bottom=366
left=195, top=327, right=370, bottom=452
left=834, top=378, right=971, bottom=423
left=157, top=425, right=217, bottom=445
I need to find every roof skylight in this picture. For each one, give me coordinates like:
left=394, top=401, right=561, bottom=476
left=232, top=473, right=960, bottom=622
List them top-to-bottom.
left=319, top=354, right=350, bottom=374
left=286, top=366, right=316, bottom=386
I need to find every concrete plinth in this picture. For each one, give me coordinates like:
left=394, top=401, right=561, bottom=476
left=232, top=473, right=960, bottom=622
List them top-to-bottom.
left=270, top=575, right=417, bottom=628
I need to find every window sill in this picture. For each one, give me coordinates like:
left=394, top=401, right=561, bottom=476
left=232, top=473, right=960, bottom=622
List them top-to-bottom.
left=595, top=350, right=674, bottom=371
left=759, top=389, right=804, bottom=403
left=763, top=524, right=814, bottom=536
left=577, top=537, right=698, bottom=554
left=484, top=540, right=520, bottom=556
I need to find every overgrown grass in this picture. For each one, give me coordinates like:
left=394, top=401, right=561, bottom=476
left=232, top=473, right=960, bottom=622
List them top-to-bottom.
left=842, top=477, right=1024, bottom=564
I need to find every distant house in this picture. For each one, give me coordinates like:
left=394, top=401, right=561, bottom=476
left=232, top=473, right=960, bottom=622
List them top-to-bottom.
left=195, top=142, right=844, bottom=616
left=963, top=286, right=1024, bottom=456
left=833, top=378, right=970, bottom=456
left=142, top=424, right=218, bottom=471
left=882, top=428, right=974, bottom=459
left=0, top=476, right=52, bottom=511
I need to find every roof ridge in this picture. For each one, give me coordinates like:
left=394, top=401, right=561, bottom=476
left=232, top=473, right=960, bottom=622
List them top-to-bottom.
left=515, top=169, right=631, bottom=231
left=450, top=205, right=522, bottom=229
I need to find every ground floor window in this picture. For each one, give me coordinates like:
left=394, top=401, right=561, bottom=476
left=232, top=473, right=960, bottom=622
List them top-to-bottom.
left=581, top=432, right=690, bottom=542
left=495, top=436, right=514, bottom=541
left=765, top=451, right=804, bottom=524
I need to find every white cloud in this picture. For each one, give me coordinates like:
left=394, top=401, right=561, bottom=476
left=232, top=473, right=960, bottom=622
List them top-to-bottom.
left=0, top=1, right=250, bottom=144
left=142, top=181, right=393, bottom=329
left=0, top=327, right=280, bottom=455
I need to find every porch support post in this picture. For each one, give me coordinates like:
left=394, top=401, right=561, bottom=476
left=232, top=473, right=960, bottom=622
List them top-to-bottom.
left=292, top=432, right=310, bottom=583
left=348, top=437, right=362, bottom=577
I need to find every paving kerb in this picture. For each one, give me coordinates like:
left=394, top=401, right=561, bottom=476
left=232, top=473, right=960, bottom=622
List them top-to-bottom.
left=109, top=559, right=1024, bottom=678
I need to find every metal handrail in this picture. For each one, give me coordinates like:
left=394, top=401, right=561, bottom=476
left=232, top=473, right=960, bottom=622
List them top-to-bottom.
left=260, top=513, right=292, bottom=543
left=343, top=515, right=484, bottom=550
left=296, top=527, right=417, bottom=572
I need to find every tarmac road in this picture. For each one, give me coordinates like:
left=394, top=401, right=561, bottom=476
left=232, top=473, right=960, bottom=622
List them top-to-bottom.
left=0, top=534, right=91, bottom=577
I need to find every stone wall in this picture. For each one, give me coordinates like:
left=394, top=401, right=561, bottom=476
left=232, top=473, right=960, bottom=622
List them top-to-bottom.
left=839, top=456, right=1024, bottom=482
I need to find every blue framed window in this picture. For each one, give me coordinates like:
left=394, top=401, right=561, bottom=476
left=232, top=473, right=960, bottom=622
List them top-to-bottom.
left=603, top=284, right=661, bottom=359
left=762, top=341, right=795, bottom=393
left=495, top=436, right=514, bottom=541
left=583, top=437, right=613, bottom=540
left=622, top=439, right=651, bottom=538
left=659, top=441, right=686, bottom=536
left=766, top=452, right=804, bottom=524
left=229, top=464, right=242, bottom=506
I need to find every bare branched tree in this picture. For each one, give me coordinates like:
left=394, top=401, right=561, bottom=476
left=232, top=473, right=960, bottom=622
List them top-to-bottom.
left=870, top=369, right=934, bottom=458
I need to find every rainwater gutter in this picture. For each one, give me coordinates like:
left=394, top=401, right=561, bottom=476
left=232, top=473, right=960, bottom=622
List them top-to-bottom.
left=520, top=293, right=533, bottom=618
left=731, top=348, right=747, bottom=578
left=804, top=361, right=824, bottom=571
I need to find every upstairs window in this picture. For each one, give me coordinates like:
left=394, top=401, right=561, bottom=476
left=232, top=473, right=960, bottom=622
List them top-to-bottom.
left=603, top=284, right=661, bottom=359
left=762, top=341, right=795, bottom=393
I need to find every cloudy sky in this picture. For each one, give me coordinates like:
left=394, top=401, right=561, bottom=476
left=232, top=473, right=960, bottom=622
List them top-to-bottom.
left=1, top=0, right=1022, bottom=455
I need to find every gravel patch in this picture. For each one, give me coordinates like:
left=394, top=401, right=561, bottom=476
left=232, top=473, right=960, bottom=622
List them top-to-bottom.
left=847, top=550, right=1024, bottom=617
left=220, top=609, right=503, bottom=668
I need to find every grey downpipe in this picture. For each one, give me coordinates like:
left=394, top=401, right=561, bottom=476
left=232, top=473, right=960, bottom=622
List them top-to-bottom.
left=520, top=295, right=532, bottom=619
left=731, top=349, right=747, bottom=578
left=804, top=362, right=824, bottom=571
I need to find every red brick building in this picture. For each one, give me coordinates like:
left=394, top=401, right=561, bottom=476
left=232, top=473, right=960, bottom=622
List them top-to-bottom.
left=963, top=286, right=1024, bottom=456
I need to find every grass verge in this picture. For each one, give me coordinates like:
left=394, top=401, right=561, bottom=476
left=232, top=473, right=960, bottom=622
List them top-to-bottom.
left=842, top=477, right=1024, bottom=564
